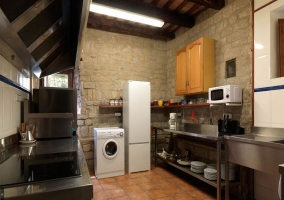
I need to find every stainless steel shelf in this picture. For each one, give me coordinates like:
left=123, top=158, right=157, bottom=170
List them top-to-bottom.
left=99, top=103, right=210, bottom=109
left=157, top=153, right=225, bottom=188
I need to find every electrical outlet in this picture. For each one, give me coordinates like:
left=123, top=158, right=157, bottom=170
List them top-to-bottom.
left=115, top=113, right=121, bottom=117
left=223, top=113, right=232, bottom=119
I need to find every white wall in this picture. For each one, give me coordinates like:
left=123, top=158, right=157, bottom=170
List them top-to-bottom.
left=254, top=0, right=284, bottom=199
left=254, top=0, right=284, bottom=127
left=0, top=55, right=30, bottom=139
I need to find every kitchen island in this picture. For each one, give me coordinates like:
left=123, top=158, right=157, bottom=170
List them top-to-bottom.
left=0, top=135, right=93, bottom=200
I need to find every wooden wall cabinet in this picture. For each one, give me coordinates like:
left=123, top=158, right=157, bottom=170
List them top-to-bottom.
left=176, top=37, right=215, bottom=95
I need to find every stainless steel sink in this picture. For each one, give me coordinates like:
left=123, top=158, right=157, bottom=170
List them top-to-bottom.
left=225, top=126, right=284, bottom=176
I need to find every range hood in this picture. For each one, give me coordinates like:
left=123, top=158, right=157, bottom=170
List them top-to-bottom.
left=0, top=0, right=90, bottom=78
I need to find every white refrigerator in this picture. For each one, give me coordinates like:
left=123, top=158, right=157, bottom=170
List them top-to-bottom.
left=123, top=80, right=151, bottom=173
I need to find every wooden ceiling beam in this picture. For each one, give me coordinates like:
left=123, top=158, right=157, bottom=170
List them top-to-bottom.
left=93, top=0, right=195, bottom=28
left=183, top=0, right=224, bottom=10
left=87, top=14, right=175, bottom=41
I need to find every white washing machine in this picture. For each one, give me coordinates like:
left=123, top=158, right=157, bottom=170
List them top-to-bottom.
left=94, top=128, right=125, bottom=179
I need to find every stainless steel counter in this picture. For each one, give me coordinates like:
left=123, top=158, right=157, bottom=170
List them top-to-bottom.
left=224, top=126, right=284, bottom=149
left=224, top=126, right=284, bottom=200
left=1, top=136, right=93, bottom=200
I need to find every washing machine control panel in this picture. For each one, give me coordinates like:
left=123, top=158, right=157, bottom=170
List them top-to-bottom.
left=95, top=128, right=124, bottom=139
left=107, top=132, right=124, bottom=138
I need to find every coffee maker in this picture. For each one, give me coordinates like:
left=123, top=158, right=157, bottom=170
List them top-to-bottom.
left=168, top=113, right=177, bottom=130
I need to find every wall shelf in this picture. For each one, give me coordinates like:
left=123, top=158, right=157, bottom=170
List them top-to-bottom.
left=99, top=103, right=210, bottom=109
left=99, top=106, right=122, bottom=108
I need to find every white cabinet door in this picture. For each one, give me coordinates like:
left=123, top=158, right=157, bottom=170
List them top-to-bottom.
left=0, top=82, right=3, bottom=139
left=2, top=84, right=11, bottom=134
left=11, top=87, right=21, bottom=130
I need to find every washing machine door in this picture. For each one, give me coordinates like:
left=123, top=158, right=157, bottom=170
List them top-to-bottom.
left=103, top=139, right=120, bottom=159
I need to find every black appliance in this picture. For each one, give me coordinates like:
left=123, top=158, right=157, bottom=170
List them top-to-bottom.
left=218, top=119, right=244, bottom=135
left=0, top=138, right=81, bottom=188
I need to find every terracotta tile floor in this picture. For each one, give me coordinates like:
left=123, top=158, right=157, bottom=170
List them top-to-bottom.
left=90, top=164, right=237, bottom=200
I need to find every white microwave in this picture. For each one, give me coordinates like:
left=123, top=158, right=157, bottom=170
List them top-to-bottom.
left=208, top=85, right=242, bottom=104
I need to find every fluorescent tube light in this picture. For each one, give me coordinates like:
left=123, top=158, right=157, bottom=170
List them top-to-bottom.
left=90, top=3, right=164, bottom=27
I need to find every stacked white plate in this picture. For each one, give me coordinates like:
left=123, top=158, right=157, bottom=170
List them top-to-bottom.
left=191, top=161, right=206, bottom=173
left=221, top=163, right=235, bottom=181
left=206, top=164, right=217, bottom=170
left=204, top=168, right=217, bottom=181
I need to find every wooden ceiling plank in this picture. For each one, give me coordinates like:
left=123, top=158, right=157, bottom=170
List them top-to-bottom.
left=94, top=0, right=195, bottom=28
left=151, top=0, right=160, bottom=5
left=163, top=0, right=175, bottom=9
left=183, top=0, right=224, bottom=10
left=175, top=1, right=189, bottom=12
left=185, top=4, right=200, bottom=15
left=192, top=6, right=208, bottom=17
left=88, top=14, right=175, bottom=41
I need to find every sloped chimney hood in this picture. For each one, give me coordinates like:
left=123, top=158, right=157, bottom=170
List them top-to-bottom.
left=0, top=0, right=90, bottom=78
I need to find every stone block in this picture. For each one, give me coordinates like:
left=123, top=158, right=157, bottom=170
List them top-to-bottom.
left=84, top=82, right=96, bottom=89
left=78, top=114, right=88, bottom=120
left=85, top=119, right=93, bottom=126
left=77, top=120, right=84, bottom=126
left=82, top=144, right=92, bottom=152
left=84, top=151, right=94, bottom=160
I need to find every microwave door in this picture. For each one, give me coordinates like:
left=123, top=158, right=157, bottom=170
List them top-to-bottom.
left=211, top=89, right=224, bottom=101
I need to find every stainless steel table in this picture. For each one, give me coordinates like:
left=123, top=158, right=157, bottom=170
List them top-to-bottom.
left=153, top=124, right=224, bottom=200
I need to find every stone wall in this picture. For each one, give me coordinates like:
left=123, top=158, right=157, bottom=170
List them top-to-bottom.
left=75, top=0, right=252, bottom=137
left=165, top=0, right=252, bottom=133
left=75, top=1, right=252, bottom=196
left=74, top=29, right=169, bottom=139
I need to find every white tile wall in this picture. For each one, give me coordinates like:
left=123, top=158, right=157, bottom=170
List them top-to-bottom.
left=254, top=0, right=272, bottom=10
left=254, top=0, right=284, bottom=127
left=270, top=0, right=284, bottom=10
left=254, top=1, right=284, bottom=198
left=254, top=5, right=270, bottom=27
left=254, top=21, right=270, bottom=58
left=0, top=55, right=30, bottom=139
left=0, top=55, right=30, bottom=90
left=254, top=55, right=270, bottom=88
left=0, top=82, right=3, bottom=139
left=0, top=82, right=28, bottom=139
left=2, top=83, right=12, bottom=136
left=271, top=90, right=284, bottom=128
left=254, top=91, right=271, bottom=127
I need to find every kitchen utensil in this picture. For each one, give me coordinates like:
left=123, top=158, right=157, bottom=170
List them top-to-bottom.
left=181, top=109, right=186, bottom=123
left=189, top=110, right=197, bottom=124
left=209, top=110, right=213, bottom=125
left=199, top=112, right=205, bottom=124
left=168, top=113, right=177, bottom=129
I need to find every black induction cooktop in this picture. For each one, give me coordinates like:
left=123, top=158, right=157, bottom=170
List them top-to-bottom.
left=0, top=138, right=81, bottom=188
